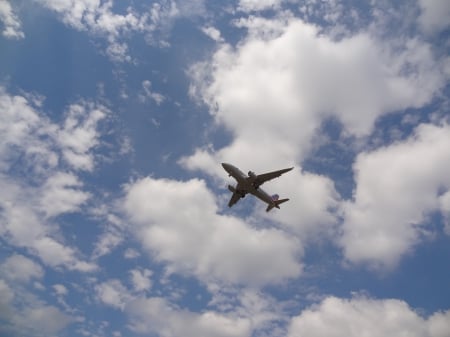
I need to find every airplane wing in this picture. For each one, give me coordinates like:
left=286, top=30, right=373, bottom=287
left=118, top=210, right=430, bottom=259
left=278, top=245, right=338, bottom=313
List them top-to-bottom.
left=253, top=167, right=293, bottom=188
left=228, top=192, right=243, bottom=207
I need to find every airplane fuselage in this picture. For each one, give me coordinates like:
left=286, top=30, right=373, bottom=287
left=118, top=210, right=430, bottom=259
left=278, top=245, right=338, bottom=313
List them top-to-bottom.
left=222, top=163, right=281, bottom=207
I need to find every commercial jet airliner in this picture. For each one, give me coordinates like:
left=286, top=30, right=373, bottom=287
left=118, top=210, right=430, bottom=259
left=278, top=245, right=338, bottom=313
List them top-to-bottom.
left=222, top=163, right=293, bottom=212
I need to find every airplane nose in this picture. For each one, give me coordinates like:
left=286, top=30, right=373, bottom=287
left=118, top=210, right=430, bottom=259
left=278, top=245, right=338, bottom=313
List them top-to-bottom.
left=222, top=163, right=232, bottom=172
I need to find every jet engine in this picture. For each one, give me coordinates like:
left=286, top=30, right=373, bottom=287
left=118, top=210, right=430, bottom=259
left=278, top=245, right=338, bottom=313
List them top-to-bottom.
left=247, top=171, right=260, bottom=187
left=248, top=171, right=257, bottom=183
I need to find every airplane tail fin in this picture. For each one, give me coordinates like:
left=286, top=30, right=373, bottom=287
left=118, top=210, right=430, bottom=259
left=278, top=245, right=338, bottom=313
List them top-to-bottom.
left=266, top=198, right=289, bottom=212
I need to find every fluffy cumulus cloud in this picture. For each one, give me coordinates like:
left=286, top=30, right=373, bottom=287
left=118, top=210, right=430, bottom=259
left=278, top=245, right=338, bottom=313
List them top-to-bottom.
left=0, top=0, right=24, bottom=38
left=418, top=0, right=450, bottom=34
left=1, top=2, right=449, bottom=336
left=185, top=12, right=448, bottom=265
left=190, top=13, right=446, bottom=164
left=185, top=14, right=445, bottom=240
left=189, top=16, right=445, bottom=146
left=0, top=87, right=106, bottom=271
left=341, top=123, right=450, bottom=269
left=180, top=154, right=339, bottom=238
left=258, top=168, right=340, bottom=238
left=39, top=172, right=91, bottom=217
left=123, top=176, right=302, bottom=286
left=0, top=254, right=44, bottom=283
left=130, top=268, right=152, bottom=292
left=95, top=273, right=281, bottom=336
left=94, top=277, right=257, bottom=337
left=96, top=279, right=132, bottom=310
left=53, top=284, right=68, bottom=296
left=127, top=296, right=252, bottom=337
left=288, top=296, right=450, bottom=337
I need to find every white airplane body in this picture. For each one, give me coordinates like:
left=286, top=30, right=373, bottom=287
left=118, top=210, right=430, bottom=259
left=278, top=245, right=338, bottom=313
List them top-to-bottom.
left=222, top=163, right=293, bottom=212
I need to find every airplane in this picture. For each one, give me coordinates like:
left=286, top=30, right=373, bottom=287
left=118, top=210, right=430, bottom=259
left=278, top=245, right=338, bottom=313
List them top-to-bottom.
left=222, top=163, right=293, bottom=212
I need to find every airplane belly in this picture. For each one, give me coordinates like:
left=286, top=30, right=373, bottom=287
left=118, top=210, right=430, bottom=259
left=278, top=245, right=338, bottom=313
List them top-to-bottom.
left=253, top=188, right=274, bottom=205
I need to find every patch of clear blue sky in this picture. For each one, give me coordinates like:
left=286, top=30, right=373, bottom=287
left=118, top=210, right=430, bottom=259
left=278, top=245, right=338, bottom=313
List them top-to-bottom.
left=0, top=7, right=115, bottom=115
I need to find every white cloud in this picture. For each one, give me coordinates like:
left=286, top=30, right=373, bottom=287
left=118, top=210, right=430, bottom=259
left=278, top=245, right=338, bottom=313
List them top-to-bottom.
left=0, top=0, right=24, bottom=38
left=34, top=0, right=207, bottom=61
left=35, top=0, right=149, bottom=62
left=175, top=0, right=207, bottom=17
left=238, top=0, right=282, bottom=12
left=418, top=0, right=450, bottom=34
left=185, top=14, right=448, bottom=264
left=184, top=15, right=446, bottom=227
left=189, top=17, right=445, bottom=144
left=201, top=26, right=224, bottom=42
left=139, top=80, right=165, bottom=105
left=0, top=87, right=103, bottom=271
left=0, top=88, right=51, bottom=173
left=0, top=89, right=107, bottom=175
left=57, top=103, right=108, bottom=171
left=341, top=123, right=450, bottom=269
left=180, top=150, right=340, bottom=240
left=181, top=157, right=339, bottom=239
left=257, top=168, right=340, bottom=238
left=40, top=172, right=91, bottom=218
left=123, top=176, right=302, bottom=286
left=0, top=179, right=95, bottom=271
left=0, top=184, right=44, bottom=246
left=439, top=190, right=450, bottom=235
left=90, top=209, right=126, bottom=260
left=92, top=227, right=124, bottom=259
left=33, top=236, right=96, bottom=272
left=124, top=248, right=140, bottom=259
left=1, top=254, right=44, bottom=283
left=130, top=268, right=152, bottom=292
left=0, top=275, right=73, bottom=337
left=0, top=279, right=14, bottom=304
left=95, top=279, right=132, bottom=310
left=53, top=284, right=68, bottom=296
left=126, top=288, right=288, bottom=337
left=209, top=288, right=287, bottom=336
left=127, top=296, right=252, bottom=337
left=288, top=296, right=450, bottom=337
left=14, top=305, right=73, bottom=336
left=428, top=311, right=450, bottom=337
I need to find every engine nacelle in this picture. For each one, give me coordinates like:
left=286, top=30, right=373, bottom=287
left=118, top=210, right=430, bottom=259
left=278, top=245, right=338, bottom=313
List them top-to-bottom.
left=247, top=171, right=256, bottom=185
left=228, top=185, right=236, bottom=193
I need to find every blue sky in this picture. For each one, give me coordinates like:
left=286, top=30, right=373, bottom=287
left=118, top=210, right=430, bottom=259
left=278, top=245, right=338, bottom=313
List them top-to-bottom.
left=1, top=1, right=450, bottom=336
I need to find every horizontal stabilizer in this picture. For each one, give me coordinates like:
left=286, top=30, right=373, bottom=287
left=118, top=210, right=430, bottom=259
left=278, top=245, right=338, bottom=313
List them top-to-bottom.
left=266, top=198, right=289, bottom=212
